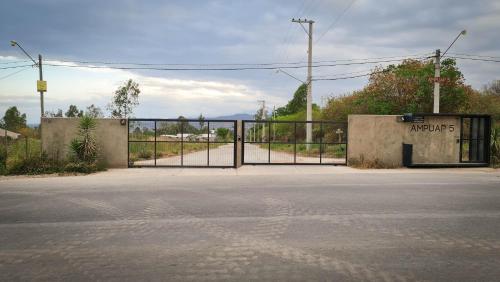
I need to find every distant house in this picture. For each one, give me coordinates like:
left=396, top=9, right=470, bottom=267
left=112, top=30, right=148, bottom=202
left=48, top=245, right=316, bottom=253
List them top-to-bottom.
left=0, top=128, right=21, bottom=139
left=159, top=130, right=215, bottom=142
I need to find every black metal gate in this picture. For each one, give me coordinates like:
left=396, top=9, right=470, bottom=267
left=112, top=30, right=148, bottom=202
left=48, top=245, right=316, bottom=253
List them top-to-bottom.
left=459, top=115, right=491, bottom=164
left=128, top=119, right=237, bottom=168
left=242, top=120, right=347, bottom=165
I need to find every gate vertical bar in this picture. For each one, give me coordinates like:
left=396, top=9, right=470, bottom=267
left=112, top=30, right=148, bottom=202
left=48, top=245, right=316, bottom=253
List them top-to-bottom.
left=485, top=116, right=491, bottom=164
left=459, top=117, right=463, bottom=162
left=469, top=118, right=473, bottom=161
left=127, top=120, right=130, bottom=167
left=154, top=121, right=157, bottom=166
left=181, top=121, right=184, bottom=166
left=207, top=121, right=210, bottom=166
left=233, top=121, right=237, bottom=168
left=242, top=121, right=245, bottom=164
left=268, top=121, right=271, bottom=164
left=294, top=122, right=297, bottom=164
left=320, top=122, right=323, bottom=164
left=345, top=122, right=348, bottom=164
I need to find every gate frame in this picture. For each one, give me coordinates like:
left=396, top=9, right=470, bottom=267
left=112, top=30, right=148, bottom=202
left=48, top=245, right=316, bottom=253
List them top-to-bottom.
left=458, top=114, right=491, bottom=164
left=128, top=118, right=237, bottom=168
left=241, top=120, right=348, bottom=165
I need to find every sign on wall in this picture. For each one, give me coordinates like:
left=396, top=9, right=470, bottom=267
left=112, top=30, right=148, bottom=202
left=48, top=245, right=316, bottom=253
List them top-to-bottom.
left=409, top=123, right=455, bottom=133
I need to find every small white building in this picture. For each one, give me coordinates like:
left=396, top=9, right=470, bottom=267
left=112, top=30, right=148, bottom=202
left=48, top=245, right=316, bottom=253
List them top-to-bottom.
left=0, top=128, right=21, bottom=139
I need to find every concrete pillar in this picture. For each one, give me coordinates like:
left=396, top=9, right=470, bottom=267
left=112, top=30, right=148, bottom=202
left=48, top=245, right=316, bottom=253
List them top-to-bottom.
left=235, top=120, right=242, bottom=168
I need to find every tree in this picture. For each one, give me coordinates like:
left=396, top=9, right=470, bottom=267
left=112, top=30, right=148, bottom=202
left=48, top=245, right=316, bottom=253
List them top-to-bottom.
left=323, top=58, right=477, bottom=121
left=107, top=79, right=140, bottom=118
left=483, top=80, right=500, bottom=96
left=276, top=84, right=307, bottom=116
left=86, top=104, right=104, bottom=118
left=65, top=105, right=83, bottom=118
left=1, top=106, right=26, bottom=131
left=254, top=106, right=268, bottom=121
left=45, top=109, right=63, bottom=117
left=198, top=113, right=205, bottom=129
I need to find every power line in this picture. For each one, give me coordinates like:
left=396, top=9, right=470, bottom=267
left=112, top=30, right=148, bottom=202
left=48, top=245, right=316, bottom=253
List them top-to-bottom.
left=279, top=0, right=311, bottom=63
left=315, top=0, right=356, bottom=43
left=46, top=53, right=430, bottom=68
left=447, top=53, right=500, bottom=59
left=449, top=56, right=500, bottom=63
left=43, top=57, right=426, bottom=72
left=0, top=60, right=31, bottom=65
left=0, top=64, right=34, bottom=70
left=0, top=67, right=31, bottom=81
left=313, top=68, right=374, bottom=78
left=312, top=70, right=388, bottom=81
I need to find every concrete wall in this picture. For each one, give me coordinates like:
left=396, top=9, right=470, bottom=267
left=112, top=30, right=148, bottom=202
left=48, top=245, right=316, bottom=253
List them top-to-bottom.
left=347, top=115, right=461, bottom=167
left=41, top=118, right=128, bottom=168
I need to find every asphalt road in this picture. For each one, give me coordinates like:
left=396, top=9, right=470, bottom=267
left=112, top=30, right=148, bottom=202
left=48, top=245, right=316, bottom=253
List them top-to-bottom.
left=0, top=167, right=499, bottom=281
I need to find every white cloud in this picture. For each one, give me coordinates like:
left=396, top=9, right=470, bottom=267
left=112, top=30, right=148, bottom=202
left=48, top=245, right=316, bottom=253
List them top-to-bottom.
left=0, top=57, right=284, bottom=122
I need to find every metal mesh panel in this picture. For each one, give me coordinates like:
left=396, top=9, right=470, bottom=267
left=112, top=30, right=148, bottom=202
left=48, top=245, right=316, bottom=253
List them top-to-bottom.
left=129, top=119, right=235, bottom=167
left=243, top=120, right=347, bottom=165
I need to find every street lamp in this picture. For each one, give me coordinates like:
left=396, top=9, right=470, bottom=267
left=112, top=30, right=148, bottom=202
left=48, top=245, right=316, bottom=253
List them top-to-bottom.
left=432, top=29, right=467, bottom=113
left=442, top=30, right=467, bottom=58
left=10, top=40, right=45, bottom=117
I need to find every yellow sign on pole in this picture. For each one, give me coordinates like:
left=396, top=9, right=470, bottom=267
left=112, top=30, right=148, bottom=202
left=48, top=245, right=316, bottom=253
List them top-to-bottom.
left=37, top=80, right=47, bottom=92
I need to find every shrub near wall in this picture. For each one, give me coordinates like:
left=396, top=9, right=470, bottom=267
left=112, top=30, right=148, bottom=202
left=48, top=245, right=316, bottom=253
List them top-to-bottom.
left=3, top=116, right=106, bottom=175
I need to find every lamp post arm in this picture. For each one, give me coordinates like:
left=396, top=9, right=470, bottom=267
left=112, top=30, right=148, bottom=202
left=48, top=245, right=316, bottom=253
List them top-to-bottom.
left=12, top=42, right=37, bottom=65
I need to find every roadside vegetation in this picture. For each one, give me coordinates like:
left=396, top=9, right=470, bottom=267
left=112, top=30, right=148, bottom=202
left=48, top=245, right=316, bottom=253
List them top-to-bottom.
left=1, top=113, right=105, bottom=175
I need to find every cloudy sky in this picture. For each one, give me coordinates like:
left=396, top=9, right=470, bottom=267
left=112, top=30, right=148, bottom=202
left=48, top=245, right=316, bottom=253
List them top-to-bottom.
left=0, top=0, right=499, bottom=123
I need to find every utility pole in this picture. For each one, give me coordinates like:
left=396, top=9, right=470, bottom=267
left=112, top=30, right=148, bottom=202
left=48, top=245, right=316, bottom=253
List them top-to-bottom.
left=292, top=18, right=314, bottom=149
left=10, top=41, right=45, bottom=117
left=433, top=49, right=440, bottom=113
left=38, top=54, right=44, bottom=117
left=258, top=100, right=266, bottom=141
left=272, top=106, right=276, bottom=141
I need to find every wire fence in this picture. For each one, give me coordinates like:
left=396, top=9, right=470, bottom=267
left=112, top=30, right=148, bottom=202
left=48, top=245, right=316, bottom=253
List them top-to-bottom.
left=0, top=130, right=41, bottom=172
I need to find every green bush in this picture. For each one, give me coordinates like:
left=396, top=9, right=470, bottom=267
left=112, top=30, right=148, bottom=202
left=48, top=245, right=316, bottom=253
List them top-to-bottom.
left=69, top=116, right=98, bottom=163
left=491, top=126, right=500, bottom=167
left=0, top=147, right=6, bottom=174
left=138, top=149, right=153, bottom=159
left=7, top=154, right=63, bottom=175
left=64, top=162, right=99, bottom=174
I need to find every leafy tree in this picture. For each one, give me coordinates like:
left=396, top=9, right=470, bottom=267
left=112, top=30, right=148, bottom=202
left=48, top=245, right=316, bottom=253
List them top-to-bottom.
left=323, top=58, right=477, bottom=121
left=107, top=79, right=140, bottom=118
left=468, top=79, right=500, bottom=122
left=483, top=80, right=500, bottom=96
left=276, top=84, right=307, bottom=116
left=86, top=104, right=104, bottom=118
left=65, top=105, right=83, bottom=117
left=1, top=106, right=26, bottom=131
left=45, top=109, right=63, bottom=117
left=216, top=127, right=231, bottom=142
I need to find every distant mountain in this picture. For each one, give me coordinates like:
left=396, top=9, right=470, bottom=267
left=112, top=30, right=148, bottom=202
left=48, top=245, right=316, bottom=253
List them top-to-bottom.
left=208, top=113, right=254, bottom=120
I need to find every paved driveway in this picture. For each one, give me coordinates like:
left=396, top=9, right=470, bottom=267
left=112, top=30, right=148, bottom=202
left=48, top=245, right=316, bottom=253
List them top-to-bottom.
left=134, top=143, right=345, bottom=166
left=134, top=144, right=235, bottom=166
left=0, top=168, right=499, bottom=281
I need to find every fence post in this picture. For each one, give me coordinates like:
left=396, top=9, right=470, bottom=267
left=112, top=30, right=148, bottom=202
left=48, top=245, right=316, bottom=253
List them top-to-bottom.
left=4, top=128, right=7, bottom=168
left=25, top=136, right=29, bottom=160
